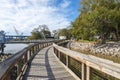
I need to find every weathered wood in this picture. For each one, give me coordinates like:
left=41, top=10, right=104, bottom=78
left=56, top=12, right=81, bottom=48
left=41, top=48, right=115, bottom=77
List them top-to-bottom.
left=5, top=39, right=60, bottom=44
left=0, top=40, right=67, bottom=80
left=53, top=43, right=120, bottom=79
left=23, top=46, right=75, bottom=80
left=53, top=47, right=81, bottom=80
left=66, top=55, right=69, bottom=67
left=81, top=63, right=85, bottom=80
left=86, top=66, right=90, bottom=80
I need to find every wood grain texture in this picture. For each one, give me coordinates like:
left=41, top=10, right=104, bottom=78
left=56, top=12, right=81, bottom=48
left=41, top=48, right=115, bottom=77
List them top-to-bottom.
left=53, top=43, right=120, bottom=79
left=23, top=46, right=75, bottom=80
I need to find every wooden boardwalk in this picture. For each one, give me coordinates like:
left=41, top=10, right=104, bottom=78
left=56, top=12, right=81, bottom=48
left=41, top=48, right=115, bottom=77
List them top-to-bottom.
left=23, top=46, right=75, bottom=80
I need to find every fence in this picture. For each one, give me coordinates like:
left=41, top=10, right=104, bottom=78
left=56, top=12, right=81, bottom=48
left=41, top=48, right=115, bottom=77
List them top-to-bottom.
left=0, top=41, right=53, bottom=80
left=53, top=43, right=120, bottom=80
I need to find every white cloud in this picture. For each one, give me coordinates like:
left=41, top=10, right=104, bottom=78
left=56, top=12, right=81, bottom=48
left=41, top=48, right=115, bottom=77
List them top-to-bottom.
left=0, top=0, right=72, bottom=35
left=60, top=0, right=71, bottom=8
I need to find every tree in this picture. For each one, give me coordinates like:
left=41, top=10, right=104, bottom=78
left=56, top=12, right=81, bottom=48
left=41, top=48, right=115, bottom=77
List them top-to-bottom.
left=71, top=0, right=120, bottom=43
left=89, top=0, right=120, bottom=43
left=29, top=25, right=51, bottom=40
left=39, top=25, right=51, bottom=38
left=29, top=28, right=42, bottom=39
left=52, top=28, right=72, bottom=39
left=59, top=28, right=72, bottom=39
left=52, top=30, right=60, bottom=39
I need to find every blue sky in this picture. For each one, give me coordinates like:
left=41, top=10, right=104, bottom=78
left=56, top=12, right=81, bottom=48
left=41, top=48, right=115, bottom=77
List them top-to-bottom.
left=0, top=0, right=80, bottom=35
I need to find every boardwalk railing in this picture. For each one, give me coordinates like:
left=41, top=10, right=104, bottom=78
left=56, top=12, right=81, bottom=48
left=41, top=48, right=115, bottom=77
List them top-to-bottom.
left=0, top=39, right=67, bottom=80
left=5, top=39, right=57, bottom=44
left=0, top=42, right=53, bottom=80
left=53, top=43, right=120, bottom=80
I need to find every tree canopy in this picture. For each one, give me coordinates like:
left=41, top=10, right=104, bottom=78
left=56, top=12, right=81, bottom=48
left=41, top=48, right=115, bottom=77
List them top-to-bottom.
left=71, top=0, right=120, bottom=43
left=29, top=25, right=51, bottom=40
left=53, top=28, right=72, bottom=39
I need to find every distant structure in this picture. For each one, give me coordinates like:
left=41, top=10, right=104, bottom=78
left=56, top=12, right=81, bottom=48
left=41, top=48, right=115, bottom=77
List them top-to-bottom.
left=13, top=26, right=24, bottom=40
left=13, top=26, right=19, bottom=35
left=0, top=31, right=6, bottom=54
left=0, top=31, right=5, bottom=43
left=59, top=36, right=66, bottom=40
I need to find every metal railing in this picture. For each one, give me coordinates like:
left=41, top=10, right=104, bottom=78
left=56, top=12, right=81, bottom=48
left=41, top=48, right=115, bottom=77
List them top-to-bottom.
left=53, top=43, right=120, bottom=80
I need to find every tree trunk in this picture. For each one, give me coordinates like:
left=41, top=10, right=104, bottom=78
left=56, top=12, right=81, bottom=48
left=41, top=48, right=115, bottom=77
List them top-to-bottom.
left=115, top=26, right=119, bottom=41
left=115, top=31, right=119, bottom=41
left=101, top=33, right=106, bottom=44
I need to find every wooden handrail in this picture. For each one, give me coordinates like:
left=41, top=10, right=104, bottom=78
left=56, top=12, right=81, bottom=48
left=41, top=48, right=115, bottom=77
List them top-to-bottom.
left=0, top=40, right=66, bottom=80
left=0, top=42, right=50, bottom=79
left=53, top=43, right=120, bottom=79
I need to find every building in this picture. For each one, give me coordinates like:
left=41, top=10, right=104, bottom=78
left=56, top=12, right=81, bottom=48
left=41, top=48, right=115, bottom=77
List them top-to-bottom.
left=59, top=36, right=66, bottom=40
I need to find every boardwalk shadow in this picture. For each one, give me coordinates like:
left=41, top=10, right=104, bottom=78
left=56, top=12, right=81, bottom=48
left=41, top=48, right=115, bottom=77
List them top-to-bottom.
left=23, top=47, right=55, bottom=80
left=45, top=47, right=55, bottom=79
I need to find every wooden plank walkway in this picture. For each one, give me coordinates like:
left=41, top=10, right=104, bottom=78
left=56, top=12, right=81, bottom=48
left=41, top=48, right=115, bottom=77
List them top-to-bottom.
left=23, top=46, right=75, bottom=80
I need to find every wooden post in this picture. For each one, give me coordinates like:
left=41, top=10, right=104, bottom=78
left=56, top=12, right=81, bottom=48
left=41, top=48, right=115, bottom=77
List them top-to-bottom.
left=45, top=43, right=46, bottom=47
left=38, top=44, right=40, bottom=50
left=39, top=44, right=41, bottom=49
left=40, top=44, right=41, bottom=49
left=41, top=44, right=42, bottom=48
left=36, top=45, right=37, bottom=50
left=37, top=45, right=39, bottom=51
left=34, top=46, right=36, bottom=53
left=31, top=47, right=33, bottom=55
left=31, top=47, right=33, bottom=54
left=53, top=47, right=55, bottom=53
left=54, top=48, right=56, bottom=55
left=30, top=49, right=32, bottom=57
left=56, top=49, right=58, bottom=57
left=27, top=50, right=30, bottom=61
left=58, top=51, right=61, bottom=59
left=24, top=53, right=27, bottom=63
left=66, top=55, right=68, bottom=67
left=82, top=63, right=85, bottom=80
left=16, top=64, right=19, bottom=77
left=86, top=66, right=90, bottom=80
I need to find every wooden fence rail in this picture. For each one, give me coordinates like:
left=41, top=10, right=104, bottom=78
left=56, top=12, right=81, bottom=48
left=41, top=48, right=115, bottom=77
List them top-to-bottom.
left=0, top=39, right=67, bottom=80
left=0, top=42, right=53, bottom=80
left=53, top=43, right=120, bottom=80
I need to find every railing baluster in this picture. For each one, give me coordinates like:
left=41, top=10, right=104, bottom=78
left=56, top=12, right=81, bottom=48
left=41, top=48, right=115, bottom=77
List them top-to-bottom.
left=27, top=50, right=30, bottom=61
left=58, top=51, right=61, bottom=59
left=24, top=52, right=27, bottom=63
left=66, top=55, right=69, bottom=67
left=82, top=63, right=85, bottom=80
left=17, top=64, right=20, bottom=78
left=86, top=66, right=90, bottom=80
